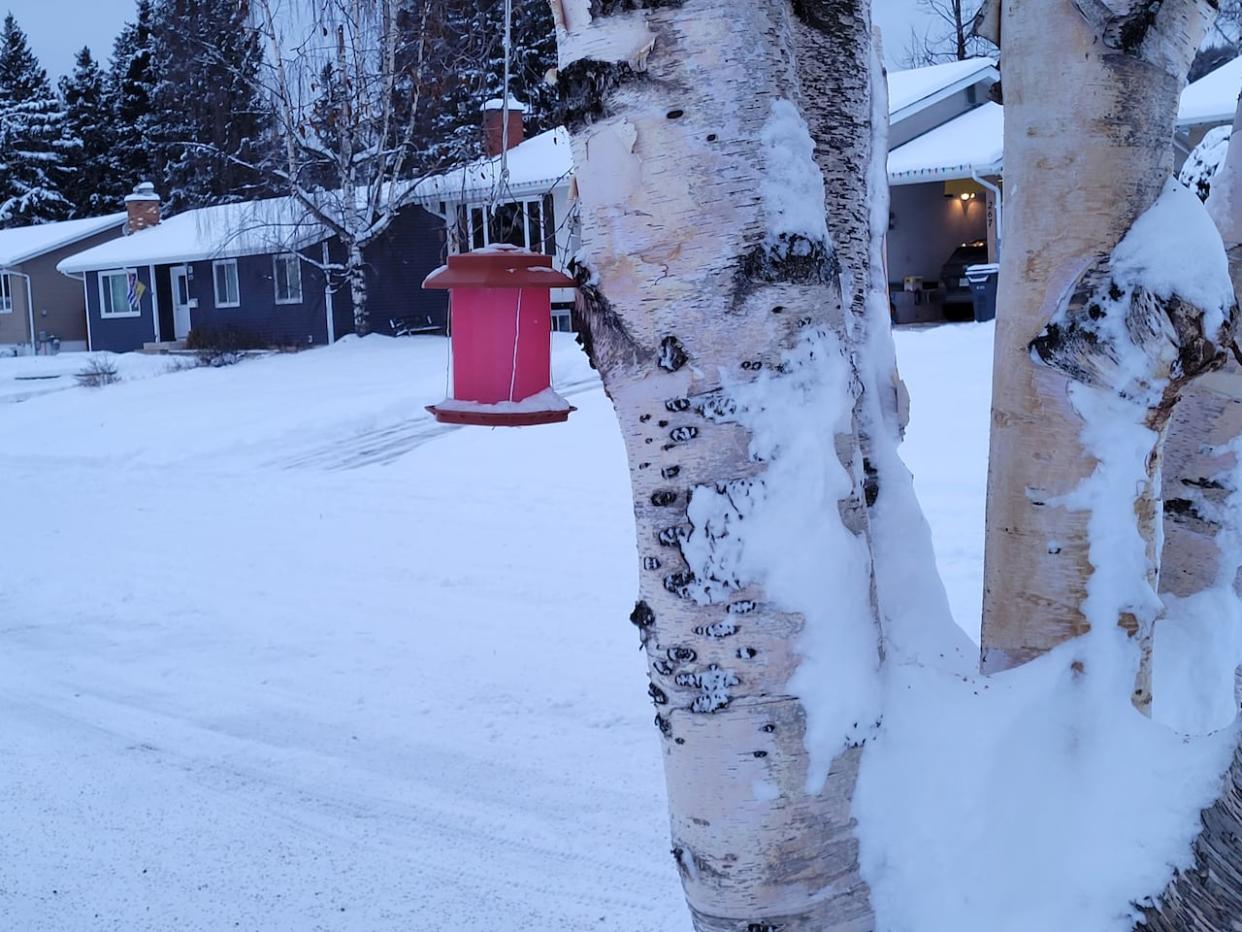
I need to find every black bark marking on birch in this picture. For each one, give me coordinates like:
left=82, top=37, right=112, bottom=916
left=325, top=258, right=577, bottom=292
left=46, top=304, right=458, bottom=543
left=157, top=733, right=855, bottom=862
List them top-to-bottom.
left=589, top=0, right=684, bottom=16
left=556, top=59, right=644, bottom=131
left=666, top=108, right=684, bottom=120
left=735, top=236, right=840, bottom=305
left=1029, top=258, right=1234, bottom=415
left=568, top=260, right=643, bottom=370
left=659, top=336, right=688, bottom=372
left=664, top=398, right=690, bottom=413
left=640, top=414, right=652, bottom=423
left=658, top=419, right=669, bottom=427
left=669, top=426, right=698, bottom=443
left=862, top=457, right=880, bottom=507
left=661, top=464, right=681, bottom=479
left=1182, top=476, right=1227, bottom=490
left=651, top=489, right=679, bottom=507
left=658, top=526, right=686, bottom=546
left=642, top=556, right=663, bottom=570
left=664, top=570, right=696, bottom=598
left=630, top=600, right=655, bottom=629
left=727, top=600, right=757, bottom=615
left=693, top=620, right=738, bottom=638
left=667, top=646, right=696, bottom=664
left=737, top=647, right=758, bottom=659
left=653, top=659, right=674, bottom=676
left=676, top=664, right=740, bottom=713
left=649, top=683, right=669, bottom=705
left=654, top=713, right=671, bottom=736
left=761, top=723, right=776, bottom=733
left=752, top=750, right=768, bottom=758
left=746, top=923, right=780, bottom=932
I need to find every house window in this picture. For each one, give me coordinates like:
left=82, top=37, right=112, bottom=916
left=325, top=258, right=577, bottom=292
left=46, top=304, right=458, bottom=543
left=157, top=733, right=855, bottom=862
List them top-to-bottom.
left=460, top=198, right=550, bottom=254
left=273, top=254, right=303, bottom=304
left=213, top=259, right=240, bottom=308
left=99, top=270, right=140, bottom=318
left=0, top=274, right=11, bottom=313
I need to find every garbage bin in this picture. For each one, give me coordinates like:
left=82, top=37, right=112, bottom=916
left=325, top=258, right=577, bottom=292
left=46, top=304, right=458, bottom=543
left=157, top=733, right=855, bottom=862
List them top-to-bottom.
left=965, top=263, right=999, bottom=322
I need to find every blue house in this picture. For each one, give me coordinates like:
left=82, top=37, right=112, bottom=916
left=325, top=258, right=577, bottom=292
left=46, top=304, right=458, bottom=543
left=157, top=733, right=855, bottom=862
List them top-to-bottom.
left=57, top=183, right=449, bottom=353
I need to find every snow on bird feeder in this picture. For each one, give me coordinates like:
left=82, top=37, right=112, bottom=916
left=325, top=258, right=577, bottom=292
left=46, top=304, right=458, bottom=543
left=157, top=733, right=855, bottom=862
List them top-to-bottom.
left=422, top=244, right=578, bottom=427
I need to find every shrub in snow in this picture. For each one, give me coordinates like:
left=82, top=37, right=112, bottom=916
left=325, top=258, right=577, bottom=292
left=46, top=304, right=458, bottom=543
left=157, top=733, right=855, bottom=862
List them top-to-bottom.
left=75, top=357, right=119, bottom=388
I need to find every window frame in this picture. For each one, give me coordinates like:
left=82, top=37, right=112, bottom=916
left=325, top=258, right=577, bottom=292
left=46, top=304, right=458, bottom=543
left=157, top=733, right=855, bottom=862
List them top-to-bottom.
left=461, top=197, right=549, bottom=255
left=273, top=253, right=304, bottom=305
left=212, top=259, right=240, bottom=308
left=98, top=269, right=141, bottom=319
left=0, top=273, right=11, bottom=314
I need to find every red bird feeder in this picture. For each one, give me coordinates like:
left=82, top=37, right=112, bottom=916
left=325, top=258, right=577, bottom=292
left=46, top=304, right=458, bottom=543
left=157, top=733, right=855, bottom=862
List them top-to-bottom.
left=422, top=244, right=578, bottom=427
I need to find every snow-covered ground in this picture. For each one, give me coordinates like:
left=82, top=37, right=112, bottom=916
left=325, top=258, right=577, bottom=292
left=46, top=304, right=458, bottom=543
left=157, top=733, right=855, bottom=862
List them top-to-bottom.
left=0, top=326, right=992, bottom=931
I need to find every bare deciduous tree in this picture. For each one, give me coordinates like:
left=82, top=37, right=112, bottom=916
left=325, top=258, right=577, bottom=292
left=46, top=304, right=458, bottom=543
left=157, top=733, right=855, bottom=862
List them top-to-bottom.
left=248, top=0, right=435, bottom=336
left=902, top=0, right=994, bottom=67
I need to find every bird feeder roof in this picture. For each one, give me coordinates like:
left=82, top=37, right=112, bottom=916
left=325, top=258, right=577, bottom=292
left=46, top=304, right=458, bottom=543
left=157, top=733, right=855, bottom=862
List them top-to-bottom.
left=423, top=244, right=577, bottom=290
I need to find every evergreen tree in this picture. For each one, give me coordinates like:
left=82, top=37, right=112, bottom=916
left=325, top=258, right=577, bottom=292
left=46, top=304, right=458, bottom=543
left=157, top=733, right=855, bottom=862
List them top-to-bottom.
left=105, top=0, right=159, bottom=197
left=150, top=0, right=273, bottom=211
left=398, top=0, right=557, bottom=168
left=0, top=14, right=71, bottom=226
left=59, top=47, right=114, bottom=217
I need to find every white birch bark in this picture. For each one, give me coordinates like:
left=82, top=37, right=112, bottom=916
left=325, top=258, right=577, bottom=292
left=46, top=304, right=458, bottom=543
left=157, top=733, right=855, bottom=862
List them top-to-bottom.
left=980, top=0, right=1221, bottom=680
left=549, top=1, right=882, bottom=928
left=1136, top=94, right=1242, bottom=932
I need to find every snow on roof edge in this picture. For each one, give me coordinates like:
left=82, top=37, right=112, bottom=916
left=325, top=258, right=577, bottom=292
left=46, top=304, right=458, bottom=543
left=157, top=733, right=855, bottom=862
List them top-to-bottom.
left=887, top=58, right=999, bottom=122
left=0, top=213, right=128, bottom=268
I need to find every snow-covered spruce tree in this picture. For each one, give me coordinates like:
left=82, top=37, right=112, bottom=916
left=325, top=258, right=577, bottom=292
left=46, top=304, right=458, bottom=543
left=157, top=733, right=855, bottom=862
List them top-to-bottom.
left=105, top=0, right=159, bottom=199
left=149, top=0, right=272, bottom=212
left=252, top=0, right=443, bottom=336
left=411, top=0, right=558, bottom=165
left=979, top=0, right=1230, bottom=695
left=550, top=1, right=889, bottom=928
left=0, top=13, right=71, bottom=226
left=60, top=47, right=115, bottom=217
left=1137, top=94, right=1242, bottom=931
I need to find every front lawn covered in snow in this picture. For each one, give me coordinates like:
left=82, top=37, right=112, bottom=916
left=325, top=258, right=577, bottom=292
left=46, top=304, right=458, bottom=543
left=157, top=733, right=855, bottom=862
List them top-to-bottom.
left=1, top=325, right=994, bottom=930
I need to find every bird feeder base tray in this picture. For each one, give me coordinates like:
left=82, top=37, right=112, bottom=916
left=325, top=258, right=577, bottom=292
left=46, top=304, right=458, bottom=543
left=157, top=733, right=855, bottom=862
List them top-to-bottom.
left=425, top=404, right=575, bottom=427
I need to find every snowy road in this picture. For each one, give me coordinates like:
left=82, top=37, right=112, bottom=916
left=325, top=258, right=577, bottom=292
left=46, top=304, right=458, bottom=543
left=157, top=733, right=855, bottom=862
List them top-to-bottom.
left=0, top=327, right=992, bottom=931
left=0, top=336, right=688, bottom=932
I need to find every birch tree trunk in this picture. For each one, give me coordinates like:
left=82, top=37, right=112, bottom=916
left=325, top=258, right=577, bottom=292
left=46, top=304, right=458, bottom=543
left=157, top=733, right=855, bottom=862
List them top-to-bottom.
left=980, top=0, right=1220, bottom=678
left=550, top=1, right=882, bottom=928
left=1136, top=94, right=1242, bottom=932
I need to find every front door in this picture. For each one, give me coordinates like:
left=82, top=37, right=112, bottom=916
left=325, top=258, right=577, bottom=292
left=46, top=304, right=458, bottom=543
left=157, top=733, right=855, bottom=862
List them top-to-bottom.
left=171, top=266, right=192, bottom=339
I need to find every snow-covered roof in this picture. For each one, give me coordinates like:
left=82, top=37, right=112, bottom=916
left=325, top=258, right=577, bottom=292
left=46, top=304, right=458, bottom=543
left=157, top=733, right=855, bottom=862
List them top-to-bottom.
left=1179, top=56, right=1242, bottom=128
left=887, top=58, right=999, bottom=123
left=887, top=102, right=1004, bottom=185
left=409, top=127, right=574, bottom=204
left=58, top=198, right=331, bottom=274
left=0, top=213, right=127, bottom=268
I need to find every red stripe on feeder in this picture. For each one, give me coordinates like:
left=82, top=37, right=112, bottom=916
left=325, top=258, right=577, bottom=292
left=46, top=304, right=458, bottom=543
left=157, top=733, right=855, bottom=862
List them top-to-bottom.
left=423, top=244, right=578, bottom=427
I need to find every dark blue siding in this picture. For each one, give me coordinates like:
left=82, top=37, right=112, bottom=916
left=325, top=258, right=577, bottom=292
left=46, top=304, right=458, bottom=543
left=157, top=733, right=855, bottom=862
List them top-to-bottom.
left=330, top=205, right=449, bottom=338
left=187, top=249, right=331, bottom=347
left=85, top=267, right=157, bottom=353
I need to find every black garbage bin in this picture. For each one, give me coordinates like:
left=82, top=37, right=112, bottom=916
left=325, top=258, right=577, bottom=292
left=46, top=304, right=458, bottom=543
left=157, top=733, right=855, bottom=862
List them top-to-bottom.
left=965, top=263, right=999, bottom=322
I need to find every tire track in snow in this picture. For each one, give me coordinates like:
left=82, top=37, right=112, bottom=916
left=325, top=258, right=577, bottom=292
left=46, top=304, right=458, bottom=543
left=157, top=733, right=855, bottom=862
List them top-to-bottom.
left=268, top=376, right=601, bottom=471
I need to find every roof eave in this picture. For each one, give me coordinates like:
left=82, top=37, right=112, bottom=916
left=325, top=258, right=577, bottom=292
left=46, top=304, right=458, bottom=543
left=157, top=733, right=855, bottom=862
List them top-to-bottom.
left=889, top=63, right=1000, bottom=127
left=888, top=161, right=1004, bottom=185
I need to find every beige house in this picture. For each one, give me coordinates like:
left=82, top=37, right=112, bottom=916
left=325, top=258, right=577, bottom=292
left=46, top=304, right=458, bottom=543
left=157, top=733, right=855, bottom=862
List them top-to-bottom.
left=0, top=214, right=127, bottom=353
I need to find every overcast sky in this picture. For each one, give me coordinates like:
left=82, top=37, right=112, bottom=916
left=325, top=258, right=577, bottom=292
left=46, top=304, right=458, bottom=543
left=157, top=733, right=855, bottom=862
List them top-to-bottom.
left=4, top=0, right=932, bottom=80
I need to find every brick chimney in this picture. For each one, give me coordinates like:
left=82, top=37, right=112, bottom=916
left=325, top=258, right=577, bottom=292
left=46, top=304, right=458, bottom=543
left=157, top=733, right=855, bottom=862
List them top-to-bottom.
left=483, top=97, right=526, bottom=157
left=124, top=181, right=161, bottom=234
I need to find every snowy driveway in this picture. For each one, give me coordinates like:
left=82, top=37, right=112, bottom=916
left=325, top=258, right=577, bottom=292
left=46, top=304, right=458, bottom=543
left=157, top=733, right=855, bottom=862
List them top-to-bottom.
left=0, top=325, right=992, bottom=931
left=0, top=336, right=688, bottom=932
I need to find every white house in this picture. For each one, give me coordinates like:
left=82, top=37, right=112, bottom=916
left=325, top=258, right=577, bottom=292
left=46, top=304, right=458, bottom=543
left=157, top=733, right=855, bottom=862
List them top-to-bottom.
left=884, top=58, right=1001, bottom=324
left=411, top=99, right=577, bottom=331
